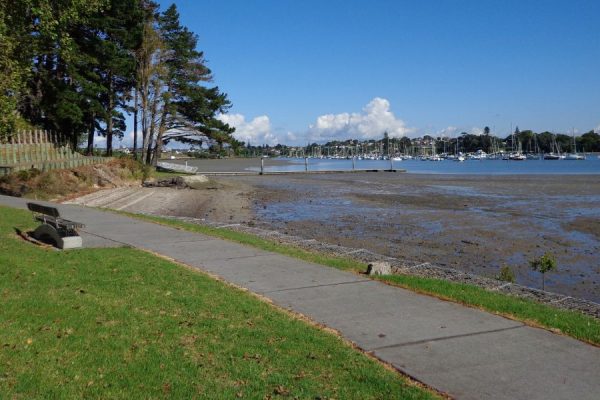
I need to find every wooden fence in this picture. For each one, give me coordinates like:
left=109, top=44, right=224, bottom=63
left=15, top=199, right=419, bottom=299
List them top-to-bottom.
left=0, top=130, right=109, bottom=176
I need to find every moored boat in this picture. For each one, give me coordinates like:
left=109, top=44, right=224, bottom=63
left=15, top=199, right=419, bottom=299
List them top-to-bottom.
left=509, top=152, right=526, bottom=161
left=544, top=152, right=561, bottom=160
left=564, top=153, right=586, bottom=160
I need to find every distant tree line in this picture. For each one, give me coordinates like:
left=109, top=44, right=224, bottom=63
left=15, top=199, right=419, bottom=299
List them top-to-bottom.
left=0, top=1, right=239, bottom=164
left=247, top=127, right=600, bottom=157
left=319, top=127, right=600, bottom=155
left=443, top=127, right=600, bottom=154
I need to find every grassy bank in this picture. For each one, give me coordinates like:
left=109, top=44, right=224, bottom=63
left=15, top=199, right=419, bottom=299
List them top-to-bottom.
left=0, top=206, right=434, bottom=399
left=123, top=212, right=600, bottom=346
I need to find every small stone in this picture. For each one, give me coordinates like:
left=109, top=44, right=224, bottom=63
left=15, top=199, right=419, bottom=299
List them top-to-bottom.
left=366, top=261, right=391, bottom=276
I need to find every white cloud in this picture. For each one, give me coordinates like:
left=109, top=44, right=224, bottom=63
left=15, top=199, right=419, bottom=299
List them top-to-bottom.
left=307, top=97, right=414, bottom=142
left=215, top=98, right=497, bottom=146
left=217, top=113, right=280, bottom=146
left=595, top=124, right=600, bottom=134
left=433, top=126, right=484, bottom=137
left=436, top=126, right=458, bottom=138
left=469, top=126, right=484, bottom=136
left=285, top=131, right=298, bottom=143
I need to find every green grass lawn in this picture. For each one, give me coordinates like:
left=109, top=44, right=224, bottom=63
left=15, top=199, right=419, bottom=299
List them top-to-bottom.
left=0, top=206, right=435, bottom=399
left=123, top=212, right=600, bottom=346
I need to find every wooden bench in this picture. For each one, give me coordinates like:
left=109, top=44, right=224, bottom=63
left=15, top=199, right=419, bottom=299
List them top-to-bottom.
left=27, top=202, right=85, bottom=249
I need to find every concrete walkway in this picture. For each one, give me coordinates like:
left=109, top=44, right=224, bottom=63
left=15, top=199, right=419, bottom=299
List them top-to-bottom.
left=2, top=194, right=599, bottom=400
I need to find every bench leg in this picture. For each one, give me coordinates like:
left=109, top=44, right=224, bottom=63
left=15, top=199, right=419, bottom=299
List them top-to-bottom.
left=32, top=224, right=82, bottom=249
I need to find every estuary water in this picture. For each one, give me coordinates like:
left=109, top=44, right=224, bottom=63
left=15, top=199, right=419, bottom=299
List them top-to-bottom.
left=257, top=156, right=600, bottom=175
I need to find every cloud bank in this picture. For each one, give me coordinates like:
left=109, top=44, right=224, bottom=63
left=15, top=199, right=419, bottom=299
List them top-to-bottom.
left=217, top=97, right=413, bottom=146
left=307, top=97, right=413, bottom=142
left=217, top=113, right=283, bottom=146
left=434, top=126, right=486, bottom=137
left=436, top=126, right=458, bottom=137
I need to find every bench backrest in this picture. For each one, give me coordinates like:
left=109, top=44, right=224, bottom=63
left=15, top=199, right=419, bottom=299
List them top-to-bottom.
left=27, top=202, right=60, bottom=218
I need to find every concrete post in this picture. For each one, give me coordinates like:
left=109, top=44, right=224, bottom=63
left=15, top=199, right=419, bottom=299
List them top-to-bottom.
left=304, top=156, right=308, bottom=172
left=260, top=157, right=264, bottom=175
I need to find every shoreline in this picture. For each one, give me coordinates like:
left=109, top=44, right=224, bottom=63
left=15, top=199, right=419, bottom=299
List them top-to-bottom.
left=173, top=156, right=600, bottom=176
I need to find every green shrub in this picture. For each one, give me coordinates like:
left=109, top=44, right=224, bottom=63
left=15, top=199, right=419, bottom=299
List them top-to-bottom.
left=16, top=168, right=41, bottom=181
left=529, top=253, right=557, bottom=291
left=497, top=265, right=515, bottom=283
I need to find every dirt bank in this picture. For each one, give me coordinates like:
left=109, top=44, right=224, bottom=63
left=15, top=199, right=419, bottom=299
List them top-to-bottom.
left=0, top=158, right=146, bottom=200
left=65, top=179, right=255, bottom=224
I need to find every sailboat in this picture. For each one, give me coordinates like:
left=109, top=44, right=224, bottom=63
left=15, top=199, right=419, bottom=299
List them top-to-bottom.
left=564, top=130, right=586, bottom=160
left=508, top=132, right=526, bottom=160
left=526, top=133, right=543, bottom=159
left=544, top=134, right=563, bottom=160
left=453, top=139, right=464, bottom=161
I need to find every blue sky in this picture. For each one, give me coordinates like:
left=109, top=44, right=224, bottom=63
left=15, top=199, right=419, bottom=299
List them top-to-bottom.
left=120, top=0, right=600, bottom=146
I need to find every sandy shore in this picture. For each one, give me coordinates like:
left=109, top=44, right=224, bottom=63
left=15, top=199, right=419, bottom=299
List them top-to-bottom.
left=68, top=160, right=600, bottom=302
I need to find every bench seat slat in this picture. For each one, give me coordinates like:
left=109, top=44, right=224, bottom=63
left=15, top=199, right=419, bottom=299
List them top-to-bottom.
left=27, top=203, right=60, bottom=218
left=34, top=215, right=85, bottom=230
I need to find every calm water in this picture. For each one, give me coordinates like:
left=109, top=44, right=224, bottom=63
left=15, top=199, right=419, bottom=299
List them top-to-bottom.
left=257, top=157, right=600, bottom=175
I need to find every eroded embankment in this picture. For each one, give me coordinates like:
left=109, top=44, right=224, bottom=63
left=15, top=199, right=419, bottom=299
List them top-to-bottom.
left=0, top=158, right=147, bottom=201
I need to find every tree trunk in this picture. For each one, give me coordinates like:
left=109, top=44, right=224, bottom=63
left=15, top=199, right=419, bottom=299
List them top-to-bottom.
left=106, top=71, right=114, bottom=157
left=146, top=80, right=161, bottom=164
left=140, top=85, right=148, bottom=163
left=133, top=87, right=138, bottom=160
left=146, top=99, right=157, bottom=164
left=152, top=107, right=168, bottom=166
left=86, top=115, right=95, bottom=155
left=71, top=130, right=78, bottom=152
